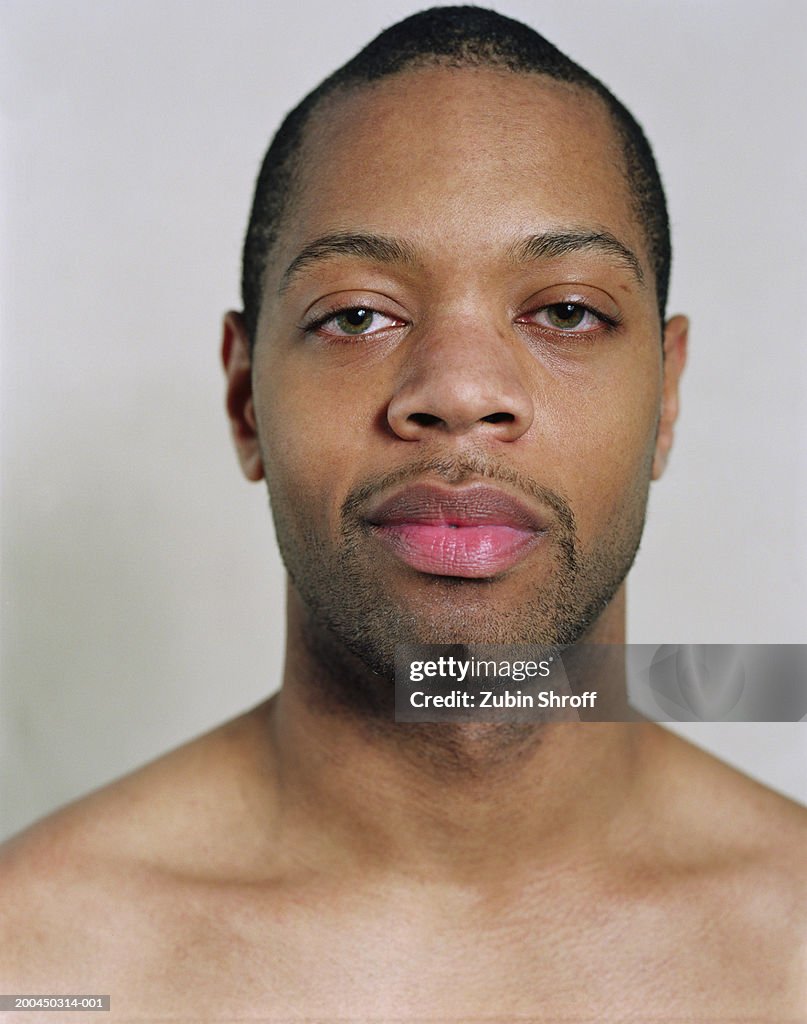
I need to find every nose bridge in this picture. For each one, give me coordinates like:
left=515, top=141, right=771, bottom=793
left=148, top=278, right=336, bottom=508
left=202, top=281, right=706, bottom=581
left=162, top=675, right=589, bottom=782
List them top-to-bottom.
left=386, top=308, right=535, bottom=441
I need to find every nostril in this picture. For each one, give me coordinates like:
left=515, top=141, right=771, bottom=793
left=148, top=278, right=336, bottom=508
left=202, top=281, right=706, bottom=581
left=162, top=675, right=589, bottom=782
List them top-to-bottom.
left=408, top=412, right=442, bottom=427
left=482, top=412, right=515, bottom=425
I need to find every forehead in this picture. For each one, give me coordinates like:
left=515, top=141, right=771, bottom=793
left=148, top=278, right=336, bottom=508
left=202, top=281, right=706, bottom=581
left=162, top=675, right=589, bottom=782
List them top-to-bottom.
left=274, top=66, right=643, bottom=279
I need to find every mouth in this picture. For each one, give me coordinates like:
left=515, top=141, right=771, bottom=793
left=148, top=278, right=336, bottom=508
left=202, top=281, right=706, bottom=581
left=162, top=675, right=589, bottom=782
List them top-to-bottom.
left=363, top=482, right=549, bottom=578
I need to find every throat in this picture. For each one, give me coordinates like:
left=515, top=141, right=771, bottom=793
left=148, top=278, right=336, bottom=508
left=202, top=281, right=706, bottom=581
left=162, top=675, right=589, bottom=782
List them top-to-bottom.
left=266, top=581, right=642, bottom=880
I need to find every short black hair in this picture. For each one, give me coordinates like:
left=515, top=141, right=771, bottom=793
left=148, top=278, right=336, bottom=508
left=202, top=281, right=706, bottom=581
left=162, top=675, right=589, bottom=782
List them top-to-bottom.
left=241, top=5, right=671, bottom=345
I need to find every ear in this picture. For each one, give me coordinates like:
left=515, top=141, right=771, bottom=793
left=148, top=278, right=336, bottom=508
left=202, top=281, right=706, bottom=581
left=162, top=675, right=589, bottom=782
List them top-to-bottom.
left=222, top=311, right=264, bottom=482
left=652, top=314, right=689, bottom=481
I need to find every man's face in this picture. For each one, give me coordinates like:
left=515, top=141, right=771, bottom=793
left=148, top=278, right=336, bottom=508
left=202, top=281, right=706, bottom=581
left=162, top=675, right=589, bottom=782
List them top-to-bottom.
left=227, top=68, right=685, bottom=679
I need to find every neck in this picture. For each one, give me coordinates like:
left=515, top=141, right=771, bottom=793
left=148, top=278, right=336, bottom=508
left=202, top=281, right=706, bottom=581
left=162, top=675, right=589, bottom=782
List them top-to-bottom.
left=265, top=582, right=650, bottom=883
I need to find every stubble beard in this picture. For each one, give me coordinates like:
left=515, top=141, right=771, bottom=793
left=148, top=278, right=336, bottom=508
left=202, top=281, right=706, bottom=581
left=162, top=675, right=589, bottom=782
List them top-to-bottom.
left=267, top=452, right=651, bottom=720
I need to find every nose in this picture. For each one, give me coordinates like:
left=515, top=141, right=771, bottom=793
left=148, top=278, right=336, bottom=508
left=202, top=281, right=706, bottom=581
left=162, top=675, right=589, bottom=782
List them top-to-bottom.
left=386, top=319, right=534, bottom=442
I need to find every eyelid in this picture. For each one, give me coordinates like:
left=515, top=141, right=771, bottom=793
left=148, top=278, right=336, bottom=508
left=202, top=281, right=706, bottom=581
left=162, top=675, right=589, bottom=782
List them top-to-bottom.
left=517, top=282, right=622, bottom=318
left=301, top=291, right=408, bottom=324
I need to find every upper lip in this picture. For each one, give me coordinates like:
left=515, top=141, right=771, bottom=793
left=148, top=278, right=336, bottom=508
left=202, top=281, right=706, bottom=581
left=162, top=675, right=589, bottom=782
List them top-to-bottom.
left=364, top=483, right=549, bottom=531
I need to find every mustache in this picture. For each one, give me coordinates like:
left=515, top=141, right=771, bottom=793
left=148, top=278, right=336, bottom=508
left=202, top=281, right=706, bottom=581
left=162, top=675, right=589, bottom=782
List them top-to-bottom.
left=340, top=452, right=577, bottom=541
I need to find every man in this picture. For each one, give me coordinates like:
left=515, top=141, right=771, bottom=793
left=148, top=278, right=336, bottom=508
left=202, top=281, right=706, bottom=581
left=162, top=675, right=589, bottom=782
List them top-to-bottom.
left=2, top=7, right=805, bottom=1020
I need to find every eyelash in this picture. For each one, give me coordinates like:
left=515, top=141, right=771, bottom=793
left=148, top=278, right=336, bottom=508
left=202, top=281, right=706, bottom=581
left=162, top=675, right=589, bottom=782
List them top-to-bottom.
left=302, top=301, right=622, bottom=339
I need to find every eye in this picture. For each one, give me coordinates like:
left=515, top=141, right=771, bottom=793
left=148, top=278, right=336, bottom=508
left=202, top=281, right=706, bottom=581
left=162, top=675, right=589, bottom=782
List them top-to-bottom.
left=517, top=302, right=617, bottom=334
left=307, top=306, right=405, bottom=339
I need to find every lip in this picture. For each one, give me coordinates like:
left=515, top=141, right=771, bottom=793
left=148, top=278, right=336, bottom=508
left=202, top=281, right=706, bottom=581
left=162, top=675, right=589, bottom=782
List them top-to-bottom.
left=364, top=483, right=548, bottom=578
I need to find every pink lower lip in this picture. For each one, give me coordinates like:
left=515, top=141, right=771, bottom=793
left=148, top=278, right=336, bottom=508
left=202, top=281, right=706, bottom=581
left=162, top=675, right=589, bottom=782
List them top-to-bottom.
left=371, top=522, right=542, bottom=578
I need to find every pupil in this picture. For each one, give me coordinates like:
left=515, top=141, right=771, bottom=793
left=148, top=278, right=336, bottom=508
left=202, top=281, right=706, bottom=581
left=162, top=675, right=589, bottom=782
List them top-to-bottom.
left=345, top=308, right=370, bottom=326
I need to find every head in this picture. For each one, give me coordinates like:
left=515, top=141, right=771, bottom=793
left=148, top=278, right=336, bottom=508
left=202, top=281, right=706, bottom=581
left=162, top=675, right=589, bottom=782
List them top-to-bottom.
left=223, top=7, right=688, bottom=699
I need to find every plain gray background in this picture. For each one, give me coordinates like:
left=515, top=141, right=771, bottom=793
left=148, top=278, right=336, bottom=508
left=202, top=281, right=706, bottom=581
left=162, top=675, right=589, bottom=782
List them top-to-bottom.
left=2, top=0, right=805, bottom=841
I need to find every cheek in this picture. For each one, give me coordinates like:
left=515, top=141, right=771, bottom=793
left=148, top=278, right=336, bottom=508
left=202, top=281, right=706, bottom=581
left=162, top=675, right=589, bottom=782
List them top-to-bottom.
left=252, top=353, right=370, bottom=529
left=538, top=367, right=661, bottom=541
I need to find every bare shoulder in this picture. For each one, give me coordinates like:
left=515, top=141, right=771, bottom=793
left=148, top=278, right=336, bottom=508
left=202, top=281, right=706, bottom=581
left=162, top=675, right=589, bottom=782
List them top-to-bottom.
left=0, top=702, right=276, bottom=987
left=648, top=723, right=807, bottom=854
left=644, top=724, right=807, bottom=934
left=623, top=726, right=807, bottom=1009
left=0, top=793, right=151, bottom=991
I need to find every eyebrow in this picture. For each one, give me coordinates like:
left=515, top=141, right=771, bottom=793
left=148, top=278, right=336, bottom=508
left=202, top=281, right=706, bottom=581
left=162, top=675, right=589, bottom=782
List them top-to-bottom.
left=279, top=227, right=645, bottom=293
left=509, top=230, right=645, bottom=286
left=279, top=232, right=417, bottom=293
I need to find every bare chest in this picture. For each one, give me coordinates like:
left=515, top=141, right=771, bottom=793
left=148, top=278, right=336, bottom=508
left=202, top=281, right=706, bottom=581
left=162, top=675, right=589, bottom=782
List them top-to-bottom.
left=106, top=887, right=802, bottom=1020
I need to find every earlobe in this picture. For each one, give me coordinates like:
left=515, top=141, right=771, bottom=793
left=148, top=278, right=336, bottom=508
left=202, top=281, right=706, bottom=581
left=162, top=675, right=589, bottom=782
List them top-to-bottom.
left=222, top=311, right=264, bottom=482
left=652, top=314, right=689, bottom=481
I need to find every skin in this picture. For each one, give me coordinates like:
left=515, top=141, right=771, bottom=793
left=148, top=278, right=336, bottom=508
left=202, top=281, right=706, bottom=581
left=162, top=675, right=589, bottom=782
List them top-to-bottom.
left=1, top=68, right=805, bottom=1022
